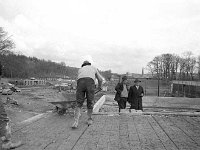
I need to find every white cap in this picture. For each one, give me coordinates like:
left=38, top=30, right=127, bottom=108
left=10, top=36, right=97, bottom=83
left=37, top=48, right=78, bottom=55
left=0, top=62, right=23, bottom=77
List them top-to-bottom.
left=81, top=55, right=94, bottom=64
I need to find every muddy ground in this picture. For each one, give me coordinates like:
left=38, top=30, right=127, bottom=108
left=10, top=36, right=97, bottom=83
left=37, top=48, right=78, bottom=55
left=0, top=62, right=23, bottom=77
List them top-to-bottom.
left=1, top=86, right=105, bottom=127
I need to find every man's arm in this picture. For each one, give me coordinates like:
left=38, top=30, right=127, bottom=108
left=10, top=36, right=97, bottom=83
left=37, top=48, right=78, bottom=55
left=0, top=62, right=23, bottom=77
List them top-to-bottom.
left=95, top=69, right=105, bottom=89
left=115, top=83, right=122, bottom=93
left=127, top=86, right=133, bottom=103
left=140, top=86, right=144, bottom=97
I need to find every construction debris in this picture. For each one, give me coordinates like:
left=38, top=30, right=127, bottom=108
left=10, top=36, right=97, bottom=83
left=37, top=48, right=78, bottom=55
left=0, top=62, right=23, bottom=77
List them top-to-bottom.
left=6, top=97, right=19, bottom=105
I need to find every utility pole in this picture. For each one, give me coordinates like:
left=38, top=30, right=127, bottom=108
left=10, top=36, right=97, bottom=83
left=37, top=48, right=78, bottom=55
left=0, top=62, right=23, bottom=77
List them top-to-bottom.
left=0, top=61, right=2, bottom=80
left=157, top=68, right=160, bottom=97
left=10, top=69, right=12, bottom=78
left=158, top=76, right=160, bottom=97
left=145, top=78, right=147, bottom=95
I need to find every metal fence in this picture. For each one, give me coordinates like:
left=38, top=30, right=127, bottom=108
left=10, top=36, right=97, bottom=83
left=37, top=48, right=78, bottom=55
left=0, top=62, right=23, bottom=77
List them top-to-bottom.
left=108, top=78, right=171, bottom=97
left=171, top=80, right=200, bottom=98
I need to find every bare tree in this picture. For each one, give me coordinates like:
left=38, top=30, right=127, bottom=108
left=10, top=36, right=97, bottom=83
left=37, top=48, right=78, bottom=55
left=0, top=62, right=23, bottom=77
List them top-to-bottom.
left=0, top=27, right=14, bottom=54
left=147, top=51, right=199, bottom=81
left=182, top=51, right=196, bottom=80
left=161, top=54, right=174, bottom=80
left=173, top=54, right=180, bottom=80
left=197, top=55, right=200, bottom=80
left=146, top=56, right=162, bottom=78
left=179, top=57, right=186, bottom=80
left=189, top=57, right=196, bottom=80
left=146, top=62, right=155, bottom=77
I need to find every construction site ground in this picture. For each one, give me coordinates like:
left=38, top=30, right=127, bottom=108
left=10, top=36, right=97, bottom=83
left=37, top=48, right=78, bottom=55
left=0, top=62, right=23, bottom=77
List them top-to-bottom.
left=4, top=88, right=200, bottom=150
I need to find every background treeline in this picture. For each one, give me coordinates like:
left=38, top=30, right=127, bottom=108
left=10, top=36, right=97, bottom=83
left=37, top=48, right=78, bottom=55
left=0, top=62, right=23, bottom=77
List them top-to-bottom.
left=0, top=27, right=112, bottom=80
left=147, top=51, right=200, bottom=81
left=0, top=54, right=112, bottom=80
left=0, top=54, right=79, bottom=79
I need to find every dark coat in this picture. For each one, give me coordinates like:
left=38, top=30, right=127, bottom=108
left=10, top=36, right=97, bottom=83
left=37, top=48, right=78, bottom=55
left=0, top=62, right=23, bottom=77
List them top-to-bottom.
left=114, top=83, right=128, bottom=101
left=128, top=85, right=144, bottom=110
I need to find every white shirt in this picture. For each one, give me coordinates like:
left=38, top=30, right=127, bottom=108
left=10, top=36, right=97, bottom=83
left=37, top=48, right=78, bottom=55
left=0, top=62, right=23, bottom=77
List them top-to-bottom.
left=77, top=65, right=104, bottom=83
left=121, top=84, right=128, bottom=98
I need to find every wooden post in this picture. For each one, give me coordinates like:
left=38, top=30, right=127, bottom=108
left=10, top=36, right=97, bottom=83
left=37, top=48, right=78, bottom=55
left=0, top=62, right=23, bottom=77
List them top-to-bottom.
left=158, top=77, right=160, bottom=97
left=145, top=78, right=147, bottom=95
left=183, top=84, right=186, bottom=97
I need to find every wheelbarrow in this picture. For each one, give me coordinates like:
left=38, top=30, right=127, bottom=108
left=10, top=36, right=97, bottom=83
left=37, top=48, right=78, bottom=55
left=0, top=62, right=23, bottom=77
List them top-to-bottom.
left=49, top=89, right=102, bottom=115
left=50, top=100, right=76, bottom=115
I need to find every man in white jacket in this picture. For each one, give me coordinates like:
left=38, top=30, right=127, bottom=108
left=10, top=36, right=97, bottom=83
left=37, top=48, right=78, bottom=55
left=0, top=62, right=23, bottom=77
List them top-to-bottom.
left=72, top=59, right=104, bottom=128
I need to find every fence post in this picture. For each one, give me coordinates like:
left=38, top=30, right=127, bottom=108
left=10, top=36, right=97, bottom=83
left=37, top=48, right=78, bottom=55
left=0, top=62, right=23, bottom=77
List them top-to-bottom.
left=157, top=77, right=160, bottom=97
left=183, top=84, right=186, bottom=97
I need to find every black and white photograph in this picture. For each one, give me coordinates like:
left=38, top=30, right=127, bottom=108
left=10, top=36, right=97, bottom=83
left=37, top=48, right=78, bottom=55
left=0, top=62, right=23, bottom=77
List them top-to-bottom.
left=1, top=0, right=200, bottom=149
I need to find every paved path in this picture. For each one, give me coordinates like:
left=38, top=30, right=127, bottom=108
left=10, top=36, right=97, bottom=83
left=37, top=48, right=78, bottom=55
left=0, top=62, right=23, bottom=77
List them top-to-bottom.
left=11, top=95, right=200, bottom=150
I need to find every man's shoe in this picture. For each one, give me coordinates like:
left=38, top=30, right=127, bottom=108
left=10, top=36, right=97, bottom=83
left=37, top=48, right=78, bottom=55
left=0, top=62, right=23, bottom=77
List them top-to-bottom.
left=72, top=107, right=81, bottom=129
left=87, top=118, right=93, bottom=126
left=72, top=120, right=78, bottom=129
left=2, top=141, right=22, bottom=149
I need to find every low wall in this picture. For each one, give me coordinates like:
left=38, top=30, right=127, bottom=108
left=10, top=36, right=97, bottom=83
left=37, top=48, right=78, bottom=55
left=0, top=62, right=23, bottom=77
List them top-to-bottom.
left=24, top=80, right=46, bottom=86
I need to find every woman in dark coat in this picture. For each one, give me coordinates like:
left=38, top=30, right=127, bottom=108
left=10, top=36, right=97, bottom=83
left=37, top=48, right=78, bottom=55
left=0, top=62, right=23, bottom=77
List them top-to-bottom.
left=114, top=76, right=129, bottom=112
left=128, top=79, right=144, bottom=111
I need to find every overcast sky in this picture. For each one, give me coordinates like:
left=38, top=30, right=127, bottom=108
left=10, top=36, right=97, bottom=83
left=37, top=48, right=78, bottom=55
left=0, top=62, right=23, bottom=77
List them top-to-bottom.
left=1, top=0, right=200, bottom=74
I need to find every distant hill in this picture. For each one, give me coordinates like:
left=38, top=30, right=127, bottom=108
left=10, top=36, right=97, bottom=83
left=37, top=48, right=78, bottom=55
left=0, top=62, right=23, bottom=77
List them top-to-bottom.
left=0, top=53, right=113, bottom=80
left=0, top=53, right=79, bottom=79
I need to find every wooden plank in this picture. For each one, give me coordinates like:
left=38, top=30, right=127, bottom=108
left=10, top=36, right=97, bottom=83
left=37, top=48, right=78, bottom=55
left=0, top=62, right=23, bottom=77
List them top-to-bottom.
left=93, top=95, right=106, bottom=113
left=12, top=111, right=200, bottom=150
left=13, top=113, right=89, bottom=150
left=14, top=113, right=74, bottom=150
left=48, top=114, right=87, bottom=150
left=56, top=114, right=93, bottom=150
left=118, top=114, right=130, bottom=150
left=71, top=115, right=121, bottom=150
left=72, top=115, right=107, bottom=150
left=97, top=115, right=120, bottom=150
left=127, top=115, right=142, bottom=150
left=133, top=115, right=166, bottom=150
left=147, top=115, right=178, bottom=150
left=153, top=115, right=200, bottom=150
left=108, top=116, right=120, bottom=150
left=167, top=116, right=200, bottom=149
left=172, top=116, right=200, bottom=144
left=181, top=116, right=200, bottom=132
left=190, top=116, right=200, bottom=123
